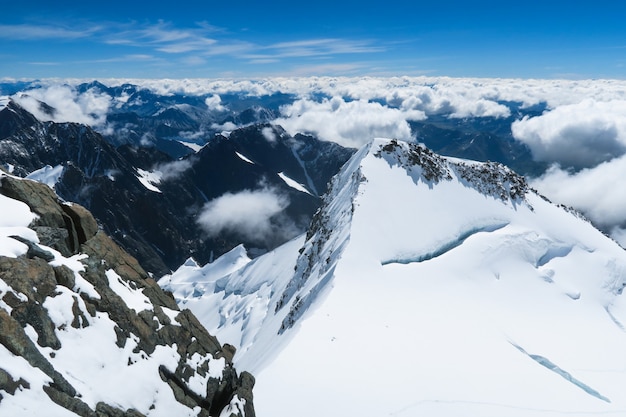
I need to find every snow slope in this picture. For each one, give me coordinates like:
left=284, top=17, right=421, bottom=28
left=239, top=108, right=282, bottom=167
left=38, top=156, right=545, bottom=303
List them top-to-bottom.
left=165, top=139, right=626, bottom=416
left=162, top=237, right=305, bottom=373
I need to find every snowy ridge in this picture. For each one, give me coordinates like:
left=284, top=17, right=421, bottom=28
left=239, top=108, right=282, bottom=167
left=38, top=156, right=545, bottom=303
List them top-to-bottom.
left=0, top=96, right=9, bottom=111
left=162, top=138, right=626, bottom=416
left=257, top=139, right=626, bottom=416
left=375, top=139, right=530, bottom=205
left=275, top=143, right=370, bottom=332
left=160, top=144, right=369, bottom=373
left=160, top=245, right=251, bottom=298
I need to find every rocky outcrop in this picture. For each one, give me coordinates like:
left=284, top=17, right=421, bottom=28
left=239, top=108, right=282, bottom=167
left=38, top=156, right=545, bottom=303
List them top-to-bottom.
left=0, top=174, right=95, bottom=256
left=0, top=175, right=255, bottom=416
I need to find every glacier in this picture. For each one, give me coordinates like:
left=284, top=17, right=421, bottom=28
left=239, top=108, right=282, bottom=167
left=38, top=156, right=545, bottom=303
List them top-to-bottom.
left=163, top=138, right=626, bottom=417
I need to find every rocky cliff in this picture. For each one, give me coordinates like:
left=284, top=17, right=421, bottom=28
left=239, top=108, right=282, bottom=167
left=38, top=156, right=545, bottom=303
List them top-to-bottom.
left=0, top=172, right=255, bottom=416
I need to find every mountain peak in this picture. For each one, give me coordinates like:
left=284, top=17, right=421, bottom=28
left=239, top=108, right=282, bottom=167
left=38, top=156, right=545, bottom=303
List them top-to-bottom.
left=0, top=100, right=40, bottom=140
left=175, top=138, right=626, bottom=416
left=373, top=138, right=530, bottom=204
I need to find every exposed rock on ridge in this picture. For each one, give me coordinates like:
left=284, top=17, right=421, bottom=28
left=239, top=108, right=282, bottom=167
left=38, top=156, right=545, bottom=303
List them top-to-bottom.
left=0, top=174, right=255, bottom=417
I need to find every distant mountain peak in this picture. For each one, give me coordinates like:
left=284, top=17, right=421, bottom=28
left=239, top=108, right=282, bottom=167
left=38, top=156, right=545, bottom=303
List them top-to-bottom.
left=0, top=100, right=40, bottom=139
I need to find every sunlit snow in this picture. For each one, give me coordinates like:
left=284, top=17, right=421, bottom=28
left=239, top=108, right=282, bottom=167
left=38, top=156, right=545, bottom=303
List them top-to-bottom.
left=167, top=138, right=626, bottom=417
left=177, top=140, right=205, bottom=152
left=235, top=151, right=255, bottom=164
left=26, top=164, right=64, bottom=189
left=136, top=168, right=163, bottom=193
left=277, top=172, right=313, bottom=195
left=0, top=175, right=230, bottom=417
left=0, top=178, right=38, bottom=258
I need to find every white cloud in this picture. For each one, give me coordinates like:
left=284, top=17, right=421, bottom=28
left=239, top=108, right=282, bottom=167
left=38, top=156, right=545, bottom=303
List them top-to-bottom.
left=105, top=21, right=218, bottom=54
left=0, top=24, right=99, bottom=40
left=260, top=38, right=385, bottom=59
left=88, top=76, right=626, bottom=109
left=13, top=85, right=111, bottom=126
left=205, top=94, right=226, bottom=112
left=275, top=96, right=425, bottom=148
left=512, top=99, right=626, bottom=168
left=211, top=121, right=238, bottom=133
left=261, top=126, right=277, bottom=142
left=530, top=155, right=626, bottom=234
left=156, top=159, right=194, bottom=181
left=197, top=186, right=294, bottom=245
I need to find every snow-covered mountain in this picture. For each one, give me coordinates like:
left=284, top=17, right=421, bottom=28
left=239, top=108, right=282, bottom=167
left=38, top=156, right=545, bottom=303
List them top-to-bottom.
left=163, top=138, right=626, bottom=416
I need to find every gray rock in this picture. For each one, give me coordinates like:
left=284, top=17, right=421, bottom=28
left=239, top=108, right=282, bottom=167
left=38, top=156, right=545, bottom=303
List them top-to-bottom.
left=0, top=175, right=255, bottom=416
left=62, top=203, right=99, bottom=244
left=9, top=235, right=55, bottom=261
left=54, top=264, right=76, bottom=290
left=0, top=367, right=30, bottom=396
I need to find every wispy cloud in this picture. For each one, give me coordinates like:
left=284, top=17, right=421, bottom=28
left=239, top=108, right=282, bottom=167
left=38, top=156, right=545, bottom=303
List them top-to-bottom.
left=1, top=19, right=388, bottom=73
left=105, top=21, right=218, bottom=54
left=0, top=24, right=100, bottom=40
left=121, top=30, right=385, bottom=63
left=244, top=38, right=385, bottom=62
left=268, top=38, right=384, bottom=56
left=201, top=41, right=256, bottom=57
left=78, top=54, right=158, bottom=64
left=28, top=61, right=62, bottom=66
left=286, top=62, right=368, bottom=76
left=12, top=84, right=111, bottom=126
left=197, top=185, right=299, bottom=246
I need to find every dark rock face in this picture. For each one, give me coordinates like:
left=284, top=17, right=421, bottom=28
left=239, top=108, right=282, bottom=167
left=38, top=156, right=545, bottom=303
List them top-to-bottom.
left=0, top=101, right=39, bottom=140
left=0, top=176, right=255, bottom=416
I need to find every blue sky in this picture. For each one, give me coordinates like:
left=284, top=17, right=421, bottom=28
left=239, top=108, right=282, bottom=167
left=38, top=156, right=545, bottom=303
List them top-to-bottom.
left=1, top=0, right=625, bottom=79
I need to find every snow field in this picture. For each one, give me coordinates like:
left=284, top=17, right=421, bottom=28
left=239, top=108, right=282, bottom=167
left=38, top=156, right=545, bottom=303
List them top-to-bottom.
left=163, top=138, right=626, bottom=416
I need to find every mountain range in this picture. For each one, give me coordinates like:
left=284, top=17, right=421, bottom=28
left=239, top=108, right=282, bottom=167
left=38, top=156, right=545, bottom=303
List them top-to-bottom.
left=2, top=80, right=626, bottom=416
left=0, top=98, right=353, bottom=276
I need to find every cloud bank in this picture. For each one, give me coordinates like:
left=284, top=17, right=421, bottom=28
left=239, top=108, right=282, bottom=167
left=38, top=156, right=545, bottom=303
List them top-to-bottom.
left=13, top=85, right=111, bottom=126
left=275, top=96, right=425, bottom=148
left=512, top=97, right=626, bottom=245
left=512, top=100, right=626, bottom=169
left=530, top=156, right=626, bottom=244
